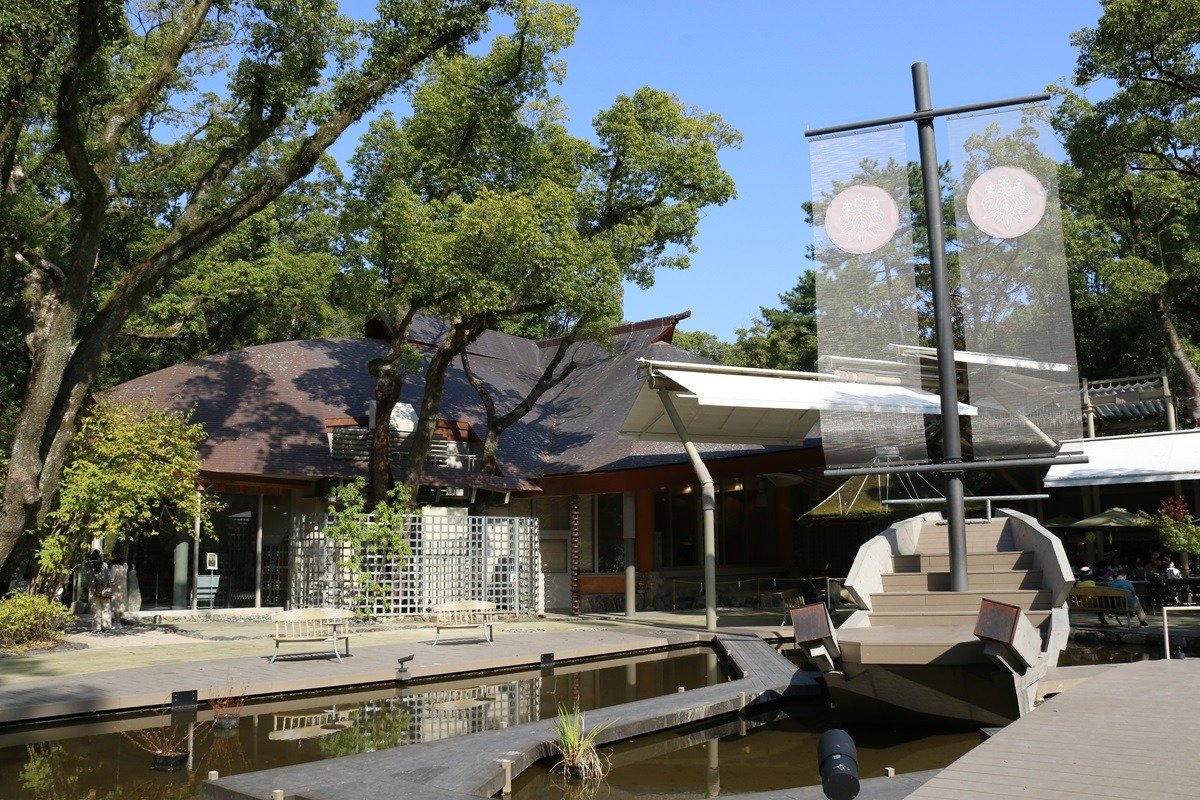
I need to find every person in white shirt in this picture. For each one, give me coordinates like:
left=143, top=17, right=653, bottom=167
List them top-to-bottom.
left=1165, top=560, right=1183, bottom=580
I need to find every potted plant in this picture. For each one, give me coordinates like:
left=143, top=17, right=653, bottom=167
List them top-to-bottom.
left=209, top=687, right=248, bottom=732
left=123, top=722, right=192, bottom=771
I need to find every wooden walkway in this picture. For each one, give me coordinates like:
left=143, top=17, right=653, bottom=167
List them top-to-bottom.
left=906, top=658, right=1200, bottom=799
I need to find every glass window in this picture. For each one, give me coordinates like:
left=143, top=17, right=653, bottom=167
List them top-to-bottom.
left=719, top=480, right=746, bottom=565
left=667, top=487, right=700, bottom=567
left=596, top=493, right=625, bottom=573
left=537, top=496, right=570, bottom=531
left=540, top=539, right=568, bottom=573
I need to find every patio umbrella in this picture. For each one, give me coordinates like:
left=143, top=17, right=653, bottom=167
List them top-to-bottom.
left=1068, top=508, right=1152, bottom=528
left=1041, top=515, right=1079, bottom=528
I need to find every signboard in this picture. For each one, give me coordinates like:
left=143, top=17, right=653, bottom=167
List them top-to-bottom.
left=206, top=552, right=219, bottom=571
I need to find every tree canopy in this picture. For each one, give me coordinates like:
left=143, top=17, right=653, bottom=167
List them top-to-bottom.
left=0, top=0, right=508, bottom=576
left=1054, top=0, right=1200, bottom=418
left=344, top=1, right=740, bottom=498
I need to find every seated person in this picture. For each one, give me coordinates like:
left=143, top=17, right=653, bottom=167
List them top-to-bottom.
left=1075, top=566, right=1107, bottom=625
left=1108, top=569, right=1150, bottom=627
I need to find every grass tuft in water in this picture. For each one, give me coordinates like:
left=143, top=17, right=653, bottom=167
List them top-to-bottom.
left=551, top=704, right=611, bottom=781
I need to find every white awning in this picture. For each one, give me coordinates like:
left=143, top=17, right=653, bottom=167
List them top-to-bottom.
left=620, top=360, right=976, bottom=445
left=1044, top=429, right=1200, bottom=487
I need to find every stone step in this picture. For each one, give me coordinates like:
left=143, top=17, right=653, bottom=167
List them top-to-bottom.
left=917, top=521, right=1014, bottom=554
left=893, top=551, right=1035, bottom=573
left=881, top=570, right=1044, bottom=591
left=869, top=588, right=1053, bottom=612
left=865, top=609, right=1052, bottom=628
left=837, top=624, right=984, bottom=666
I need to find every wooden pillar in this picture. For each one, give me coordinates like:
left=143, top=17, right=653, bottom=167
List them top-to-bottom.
left=776, top=486, right=794, bottom=575
left=569, top=494, right=581, bottom=616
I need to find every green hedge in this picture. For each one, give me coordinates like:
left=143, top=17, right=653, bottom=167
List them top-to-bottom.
left=0, top=593, right=69, bottom=648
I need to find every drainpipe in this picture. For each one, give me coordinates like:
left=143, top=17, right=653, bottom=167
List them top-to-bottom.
left=658, top=390, right=717, bottom=631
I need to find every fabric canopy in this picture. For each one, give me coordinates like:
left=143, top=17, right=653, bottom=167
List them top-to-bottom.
left=620, top=360, right=977, bottom=445
left=1044, top=429, right=1200, bottom=487
left=1068, top=508, right=1151, bottom=529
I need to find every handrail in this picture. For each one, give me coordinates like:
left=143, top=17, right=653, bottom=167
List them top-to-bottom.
left=1161, top=606, right=1199, bottom=660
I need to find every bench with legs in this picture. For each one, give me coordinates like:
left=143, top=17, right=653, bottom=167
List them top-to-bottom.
left=1068, top=587, right=1135, bottom=627
left=431, top=601, right=496, bottom=645
left=270, top=608, right=353, bottom=663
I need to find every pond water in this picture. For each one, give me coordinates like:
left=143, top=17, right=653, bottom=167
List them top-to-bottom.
left=1057, top=642, right=1165, bottom=666
left=0, top=646, right=728, bottom=800
left=509, top=703, right=980, bottom=799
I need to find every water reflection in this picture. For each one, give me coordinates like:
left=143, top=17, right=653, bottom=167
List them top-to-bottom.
left=0, top=646, right=725, bottom=800
left=512, top=704, right=979, bottom=800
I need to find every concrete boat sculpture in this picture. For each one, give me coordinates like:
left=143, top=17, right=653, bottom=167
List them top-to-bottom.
left=793, top=509, right=1072, bottom=727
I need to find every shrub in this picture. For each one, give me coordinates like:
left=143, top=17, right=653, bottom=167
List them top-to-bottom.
left=0, top=593, right=68, bottom=648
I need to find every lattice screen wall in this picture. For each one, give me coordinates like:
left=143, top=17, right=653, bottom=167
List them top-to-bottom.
left=288, top=513, right=541, bottom=616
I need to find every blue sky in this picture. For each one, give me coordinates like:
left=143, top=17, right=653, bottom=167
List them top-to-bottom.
left=333, top=1, right=1107, bottom=341
left=554, top=1, right=1107, bottom=341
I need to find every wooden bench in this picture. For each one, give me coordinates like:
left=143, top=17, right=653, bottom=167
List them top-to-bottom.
left=1068, top=586, right=1136, bottom=627
left=431, top=601, right=496, bottom=645
left=270, top=608, right=352, bottom=663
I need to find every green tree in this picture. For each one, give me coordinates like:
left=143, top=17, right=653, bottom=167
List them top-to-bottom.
left=0, top=0, right=508, bottom=580
left=1056, top=0, right=1200, bottom=418
left=346, top=2, right=739, bottom=500
left=733, top=270, right=818, bottom=371
left=671, top=330, right=737, bottom=365
left=31, top=401, right=206, bottom=595
left=324, top=478, right=413, bottom=615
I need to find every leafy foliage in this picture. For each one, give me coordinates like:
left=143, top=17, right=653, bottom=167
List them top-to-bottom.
left=0, top=0, right=506, bottom=577
left=1055, top=0, right=1200, bottom=414
left=346, top=1, right=740, bottom=495
left=32, top=401, right=206, bottom=592
left=324, top=479, right=414, bottom=616
left=1145, top=497, right=1200, bottom=557
left=0, top=592, right=68, bottom=648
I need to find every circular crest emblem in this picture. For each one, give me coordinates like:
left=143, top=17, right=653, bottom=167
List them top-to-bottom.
left=966, top=166, right=1046, bottom=238
left=825, top=185, right=899, bottom=255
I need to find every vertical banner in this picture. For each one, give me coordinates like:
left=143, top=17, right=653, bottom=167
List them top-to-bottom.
left=947, top=107, right=1082, bottom=458
left=811, top=125, right=928, bottom=467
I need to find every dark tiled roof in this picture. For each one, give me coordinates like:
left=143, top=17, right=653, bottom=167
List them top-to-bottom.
left=106, top=312, right=794, bottom=483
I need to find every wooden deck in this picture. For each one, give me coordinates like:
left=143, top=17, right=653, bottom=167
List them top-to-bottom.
left=906, top=658, right=1200, bottom=799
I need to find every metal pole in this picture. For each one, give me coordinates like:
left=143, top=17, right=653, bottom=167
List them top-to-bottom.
left=912, top=62, right=968, bottom=592
left=804, top=92, right=1052, bottom=138
left=659, top=390, right=718, bottom=631
left=191, top=491, right=201, bottom=612
left=255, top=491, right=264, bottom=608
left=623, top=491, right=637, bottom=617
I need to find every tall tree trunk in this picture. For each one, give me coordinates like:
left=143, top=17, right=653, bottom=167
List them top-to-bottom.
left=1154, top=292, right=1200, bottom=423
left=367, top=308, right=419, bottom=508
left=403, top=317, right=489, bottom=493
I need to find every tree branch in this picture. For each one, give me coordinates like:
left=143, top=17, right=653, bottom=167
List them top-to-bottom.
left=100, top=0, right=214, bottom=150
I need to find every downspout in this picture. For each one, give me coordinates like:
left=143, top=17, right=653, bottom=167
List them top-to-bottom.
left=658, top=390, right=718, bottom=631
